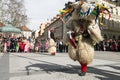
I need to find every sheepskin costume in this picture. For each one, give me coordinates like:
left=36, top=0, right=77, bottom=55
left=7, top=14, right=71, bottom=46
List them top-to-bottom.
left=62, top=1, right=110, bottom=76
left=66, top=18, right=103, bottom=64
left=48, top=31, right=56, bottom=55
left=48, top=38, right=56, bottom=55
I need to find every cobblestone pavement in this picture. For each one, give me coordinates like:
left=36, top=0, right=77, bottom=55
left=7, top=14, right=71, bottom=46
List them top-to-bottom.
left=0, top=51, right=120, bottom=80
left=94, top=51, right=120, bottom=62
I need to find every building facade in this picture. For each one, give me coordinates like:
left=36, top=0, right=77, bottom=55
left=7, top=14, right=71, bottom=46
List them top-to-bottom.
left=101, top=0, right=120, bottom=40
left=43, top=18, right=64, bottom=40
left=18, top=26, right=32, bottom=39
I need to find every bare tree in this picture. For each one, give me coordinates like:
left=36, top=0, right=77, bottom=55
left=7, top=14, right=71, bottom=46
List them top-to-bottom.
left=0, top=0, right=27, bottom=27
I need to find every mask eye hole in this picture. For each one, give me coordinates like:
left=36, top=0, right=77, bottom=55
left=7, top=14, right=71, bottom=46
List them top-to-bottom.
left=92, top=26, right=94, bottom=29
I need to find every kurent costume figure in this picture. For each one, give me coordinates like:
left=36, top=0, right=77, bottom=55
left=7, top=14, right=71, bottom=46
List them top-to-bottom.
left=60, top=1, right=110, bottom=76
left=48, top=30, right=56, bottom=55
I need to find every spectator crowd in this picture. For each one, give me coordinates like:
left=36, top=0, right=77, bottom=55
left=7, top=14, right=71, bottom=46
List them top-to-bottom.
left=0, top=34, right=120, bottom=53
left=0, top=35, right=69, bottom=53
left=94, top=39, right=120, bottom=52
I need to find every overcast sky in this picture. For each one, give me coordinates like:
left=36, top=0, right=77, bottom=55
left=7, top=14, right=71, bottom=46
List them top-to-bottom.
left=24, top=0, right=75, bottom=30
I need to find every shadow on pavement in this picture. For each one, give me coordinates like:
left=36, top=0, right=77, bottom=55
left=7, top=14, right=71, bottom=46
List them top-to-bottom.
left=11, top=54, right=120, bottom=80
left=25, top=63, right=120, bottom=80
left=25, top=63, right=77, bottom=75
left=70, top=64, right=120, bottom=80
left=108, top=65, right=120, bottom=70
left=88, top=67, right=120, bottom=80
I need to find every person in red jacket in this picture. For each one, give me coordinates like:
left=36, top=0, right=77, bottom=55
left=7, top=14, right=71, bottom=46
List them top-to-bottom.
left=19, top=38, right=25, bottom=52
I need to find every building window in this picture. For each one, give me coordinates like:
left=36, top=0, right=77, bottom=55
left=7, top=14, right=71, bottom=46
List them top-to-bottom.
left=119, top=3, right=120, bottom=6
left=110, top=6, right=113, bottom=13
left=116, top=8, right=118, bottom=15
left=109, top=20, right=112, bottom=28
left=111, top=20, right=114, bottom=28
left=104, top=34, right=107, bottom=40
left=109, top=34, right=112, bottom=39
left=113, top=35, right=116, bottom=40
left=118, top=36, right=120, bottom=40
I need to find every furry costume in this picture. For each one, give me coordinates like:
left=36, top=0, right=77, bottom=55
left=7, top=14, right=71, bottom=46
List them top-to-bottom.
left=61, top=1, right=110, bottom=76
left=48, top=31, right=56, bottom=55
left=48, top=38, right=56, bottom=55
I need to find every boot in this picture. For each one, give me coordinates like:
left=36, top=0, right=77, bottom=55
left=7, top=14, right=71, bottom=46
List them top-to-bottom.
left=51, top=52, right=55, bottom=55
left=78, top=71, right=86, bottom=76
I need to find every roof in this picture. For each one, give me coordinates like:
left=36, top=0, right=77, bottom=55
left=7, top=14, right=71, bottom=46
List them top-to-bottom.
left=0, top=22, right=5, bottom=27
left=0, top=24, right=21, bottom=33
left=18, top=26, right=32, bottom=32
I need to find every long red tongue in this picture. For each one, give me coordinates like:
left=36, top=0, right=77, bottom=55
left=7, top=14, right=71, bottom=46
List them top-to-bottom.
left=69, top=38, right=77, bottom=49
